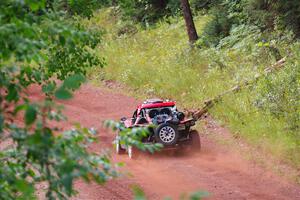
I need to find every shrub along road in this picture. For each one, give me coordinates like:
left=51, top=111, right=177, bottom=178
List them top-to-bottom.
left=29, top=83, right=300, bottom=200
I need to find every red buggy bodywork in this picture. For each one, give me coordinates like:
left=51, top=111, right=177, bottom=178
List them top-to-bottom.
left=116, top=99, right=200, bottom=158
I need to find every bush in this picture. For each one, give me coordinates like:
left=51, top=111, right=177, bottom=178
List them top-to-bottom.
left=48, top=0, right=113, bottom=18
left=117, top=0, right=182, bottom=25
left=118, top=0, right=168, bottom=25
left=190, top=0, right=217, bottom=10
left=197, top=0, right=300, bottom=48
left=242, top=0, right=300, bottom=36
left=197, top=6, right=233, bottom=47
left=116, top=21, right=138, bottom=36
left=217, top=24, right=261, bottom=49
left=255, top=44, right=300, bottom=132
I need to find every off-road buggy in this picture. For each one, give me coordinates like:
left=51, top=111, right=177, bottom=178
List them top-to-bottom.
left=116, top=99, right=201, bottom=158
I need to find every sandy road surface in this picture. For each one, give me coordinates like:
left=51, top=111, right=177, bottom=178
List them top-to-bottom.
left=29, top=84, right=300, bottom=200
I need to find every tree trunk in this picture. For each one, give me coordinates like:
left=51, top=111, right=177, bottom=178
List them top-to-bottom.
left=180, top=0, right=198, bottom=44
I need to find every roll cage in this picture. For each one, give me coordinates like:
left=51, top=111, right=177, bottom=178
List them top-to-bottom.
left=132, top=106, right=176, bottom=125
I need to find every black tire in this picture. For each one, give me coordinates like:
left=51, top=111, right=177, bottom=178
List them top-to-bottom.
left=155, top=123, right=179, bottom=146
left=190, top=130, right=201, bottom=151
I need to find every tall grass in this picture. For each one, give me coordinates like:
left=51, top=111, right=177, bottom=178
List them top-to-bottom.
left=85, top=9, right=300, bottom=170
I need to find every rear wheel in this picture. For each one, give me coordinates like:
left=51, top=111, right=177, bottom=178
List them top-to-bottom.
left=155, top=123, right=179, bottom=146
left=190, top=130, right=201, bottom=151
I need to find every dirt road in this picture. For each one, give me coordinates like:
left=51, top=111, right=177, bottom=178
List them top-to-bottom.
left=30, top=84, right=300, bottom=200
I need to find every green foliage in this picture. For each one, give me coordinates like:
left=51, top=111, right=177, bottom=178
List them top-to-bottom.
left=0, top=0, right=119, bottom=199
left=49, top=0, right=112, bottom=18
left=97, top=0, right=300, bottom=39
left=117, top=0, right=180, bottom=25
left=166, top=0, right=181, bottom=15
left=190, top=0, right=217, bottom=10
left=196, top=0, right=300, bottom=47
left=243, top=0, right=300, bottom=35
left=197, top=6, right=233, bottom=47
left=43, top=16, right=104, bottom=79
left=116, top=21, right=138, bottom=36
left=217, top=24, right=261, bottom=49
left=47, top=45, right=103, bottom=80
left=255, top=46, right=300, bottom=132
left=54, top=74, right=86, bottom=100
left=0, top=76, right=121, bottom=198
left=24, top=104, right=37, bottom=125
left=1, top=121, right=117, bottom=199
left=131, top=185, right=209, bottom=200
left=132, top=186, right=146, bottom=200
left=189, top=191, right=210, bottom=200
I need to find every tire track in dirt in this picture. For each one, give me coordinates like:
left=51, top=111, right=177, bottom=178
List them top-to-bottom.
left=29, top=84, right=300, bottom=200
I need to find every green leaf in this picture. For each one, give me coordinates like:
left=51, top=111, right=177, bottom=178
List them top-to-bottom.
left=25, top=0, right=45, bottom=11
left=29, top=3, right=39, bottom=11
left=59, top=35, right=66, bottom=46
left=33, top=70, right=42, bottom=82
left=63, top=74, right=86, bottom=90
left=42, top=82, right=56, bottom=94
left=6, top=84, right=18, bottom=102
left=55, top=88, right=73, bottom=100
left=14, top=104, right=27, bottom=115
left=25, top=105, right=37, bottom=125
left=0, top=114, right=4, bottom=133
left=61, top=175, right=73, bottom=195
left=15, top=179, right=35, bottom=199
left=132, top=185, right=146, bottom=200
left=189, top=191, right=210, bottom=200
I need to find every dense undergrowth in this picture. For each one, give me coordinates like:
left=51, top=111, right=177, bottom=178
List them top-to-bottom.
left=86, top=9, right=299, bottom=172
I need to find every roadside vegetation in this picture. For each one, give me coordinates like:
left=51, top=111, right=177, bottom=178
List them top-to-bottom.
left=87, top=1, right=300, bottom=173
